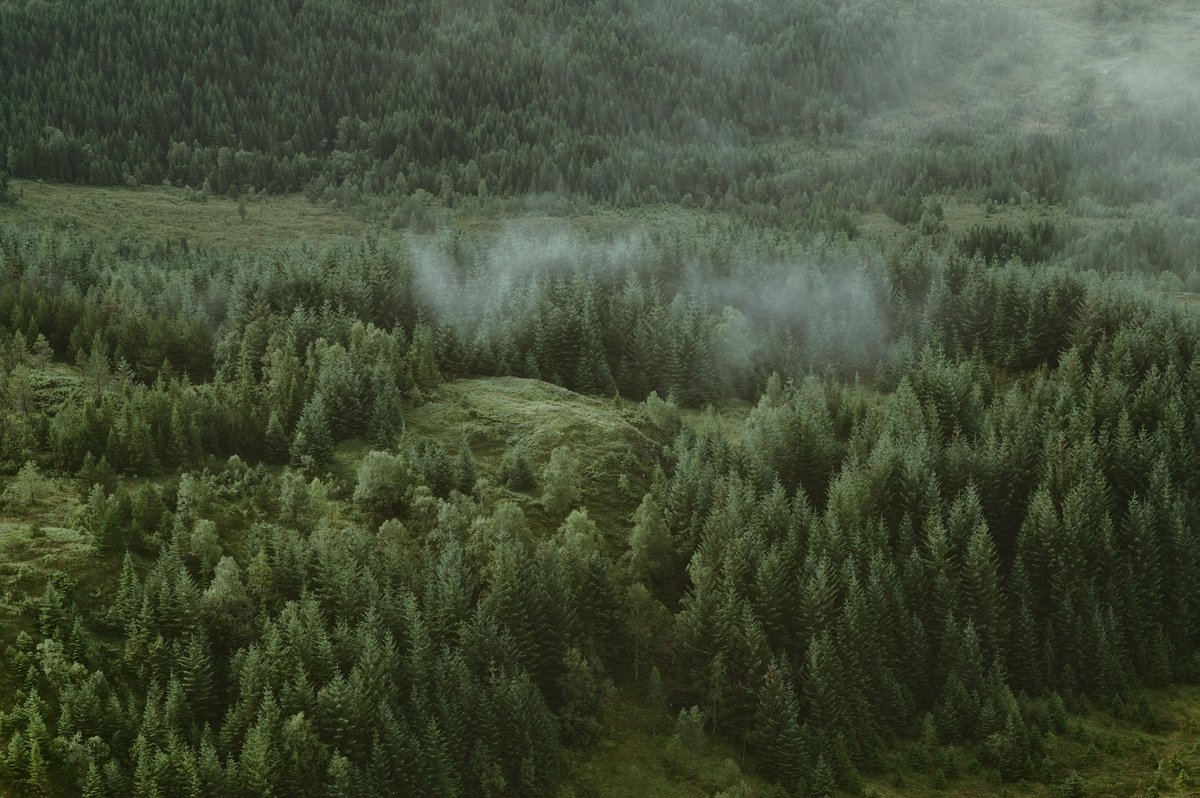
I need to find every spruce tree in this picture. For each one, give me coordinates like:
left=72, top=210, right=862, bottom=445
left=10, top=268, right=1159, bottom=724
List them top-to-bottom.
left=368, top=358, right=405, bottom=445
left=291, top=395, right=334, bottom=467
left=265, top=411, right=291, bottom=464
left=498, top=442, right=536, bottom=491
left=541, top=447, right=582, bottom=518
left=628, top=493, right=673, bottom=591
left=962, top=522, right=1006, bottom=663
left=39, top=580, right=67, bottom=638
left=180, top=634, right=215, bottom=721
left=556, top=648, right=613, bottom=747
left=751, top=662, right=806, bottom=785
left=27, top=739, right=50, bottom=798
left=809, top=754, right=837, bottom=798
left=81, top=760, right=104, bottom=798
left=1061, top=770, right=1088, bottom=798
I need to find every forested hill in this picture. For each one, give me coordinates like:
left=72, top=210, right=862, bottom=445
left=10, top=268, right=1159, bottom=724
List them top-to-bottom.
left=0, top=0, right=908, bottom=197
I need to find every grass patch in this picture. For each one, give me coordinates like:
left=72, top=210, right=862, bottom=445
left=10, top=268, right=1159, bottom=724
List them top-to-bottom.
left=0, top=179, right=369, bottom=250
left=0, top=180, right=722, bottom=253
left=405, top=377, right=661, bottom=535
left=0, top=474, right=91, bottom=645
left=568, top=686, right=1200, bottom=798
left=866, top=686, right=1200, bottom=798
left=562, top=689, right=772, bottom=798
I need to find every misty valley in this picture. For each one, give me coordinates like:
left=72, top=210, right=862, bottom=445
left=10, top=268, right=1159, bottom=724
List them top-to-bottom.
left=0, top=0, right=1199, bottom=796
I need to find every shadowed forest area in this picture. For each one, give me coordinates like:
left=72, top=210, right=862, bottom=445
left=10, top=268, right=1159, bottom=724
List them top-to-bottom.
left=0, top=0, right=1198, bottom=797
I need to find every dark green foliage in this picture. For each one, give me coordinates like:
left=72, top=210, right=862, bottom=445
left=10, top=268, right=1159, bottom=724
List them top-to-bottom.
left=0, top=0, right=914, bottom=208
left=957, top=221, right=1059, bottom=265
left=368, top=360, right=405, bottom=446
left=291, top=396, right=333, bottom=468
left=264, top=411, right=290, bottom=464
left=498, top=443, right=537, bottom=492
left=541, top=447, right=582, bottom=518
left=352, top=450, right=413, bottom=524
left=628, top=492, right=675, bottom=594
left=3, top=504, right=601, bottom=797
left=38, top=581, right=67, bottom=639
left=556, top=648, right=614, bottom=747
left=1060, top=770, right=1088, bottom=798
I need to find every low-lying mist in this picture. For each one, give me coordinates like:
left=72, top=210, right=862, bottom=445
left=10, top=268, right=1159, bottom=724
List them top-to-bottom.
left=406, top=224, right=894, bottom=392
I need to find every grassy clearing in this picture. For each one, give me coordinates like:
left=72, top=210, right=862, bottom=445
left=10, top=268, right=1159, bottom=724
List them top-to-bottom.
left=0, top=179, right=369, bottom=250
left=0, top=180, right=720, bottom=252
left=0, top=472, right=90, bottom=643
left=561, top=685, right=1200, bottom=798
left=867, top=686, right=1200, bottom=798
left=562, top=690, right=773, bottom=798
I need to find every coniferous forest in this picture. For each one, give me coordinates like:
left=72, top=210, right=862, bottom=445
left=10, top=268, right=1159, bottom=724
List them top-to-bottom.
left=1, top=1, right=1199, bottom=797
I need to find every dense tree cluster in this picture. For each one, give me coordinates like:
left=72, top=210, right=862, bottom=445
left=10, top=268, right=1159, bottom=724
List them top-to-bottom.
left=0, top=0, right=912, bottom=205
left=0, top=215, right=1197, bottom=795
left=652, top=296, right=1199, bottom=789
left=2, top=464, right=622, bottom=797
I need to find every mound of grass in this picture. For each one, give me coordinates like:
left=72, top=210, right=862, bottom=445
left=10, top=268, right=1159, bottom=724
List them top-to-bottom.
left=405, top=377, right=661, bottom=534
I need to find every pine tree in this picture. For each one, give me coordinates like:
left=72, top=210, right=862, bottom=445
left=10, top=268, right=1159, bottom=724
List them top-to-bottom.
left=574, top=293, right=615, bottom=396
left=407, top=324, right=441, bottom=389
left=79, top=333, right=110, bottom=403
left=368, top=361, right=405, bottom=446
left=292, top=395, right=334, bottom=467
left=265, top=411, right=291, bottom=464
left=453, top=438, right=477, bottom=494
left=498, top=442, right=536, bottom=491
left=541, top=447, right=582, bottom=518
left=273, top=469, right=307, bottom=530
left=1017, top=486, right=1061, bottom=616
left=629, top=493, right=673, bottom=592
left=962, top=521, right=1006, bottom=663
left=1006, top=559, right=1042, bottom=694
left=39, top=580, right=67, bottom=638
left=624, top=583, right=670, bottom=681
left=180, top=633, right=215, bottom=721
left=556, top=647, right=612, bottom=747
left=751, top=662, right=806, bottom=785
left=934, top=672, right=975, bottom=743
left=671, top=706, right=706, bottom=774
left=241, top=716, right=279, bottom=798
left=27, top=738, right=50, bottom=798
left=325, top=753, right=355, bottom=798
left=809, top=754, right=837, bottom=798
left=81, top=760, right=105, bottom=798
left=1060, top=770, right=1088, bottom=798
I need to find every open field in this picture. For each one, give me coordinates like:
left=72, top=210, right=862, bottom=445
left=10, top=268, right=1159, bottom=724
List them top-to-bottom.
left=0, top=179, right=724, bottom=251
left=0, top=179, right=370, bottom=249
